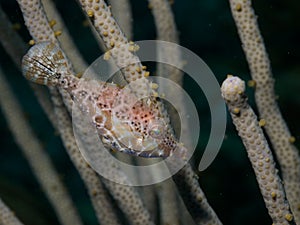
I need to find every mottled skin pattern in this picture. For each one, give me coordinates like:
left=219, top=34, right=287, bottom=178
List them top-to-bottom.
left=22, top=42, right=186, bottom=159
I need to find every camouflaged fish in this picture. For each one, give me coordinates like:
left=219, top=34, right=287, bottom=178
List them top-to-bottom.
left=22, top=41, right=187, bottom=159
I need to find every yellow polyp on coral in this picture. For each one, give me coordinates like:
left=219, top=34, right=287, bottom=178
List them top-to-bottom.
left=235, top=3, right=242, bottom=12
left=87, top=9, right=94, bottom=17
left=49, top=19, right=57, bottom=28
left=54, top=30, right=62, bottom=37
left=102, top=31, right=108, bottom=37
left=28, top=39, right=35, bottom=45
left=109, top=41, right=115, bottom=48
left=128, top=43, right=140, bottom=52
left=128, top=45, right=135, bottom=52
left=104, top=51, right=111, bottom=60
left=135, top=67, right=141, bottom=73
left=144, top=71, right=150, bottom=77
left=76, top=72, right=83, bottom=78
left=247, top=80, right=256, bottom=88
left=151, top=83, right=159, bottom=90
left=152, top=91, right=159, bottom=97
left=259, top=119, right=266, bottom=127
left=289, top=136, right=296, bottom=143
left=271, top=192, right=277, bottom=199
left=285, top=214, right=293, bottom=222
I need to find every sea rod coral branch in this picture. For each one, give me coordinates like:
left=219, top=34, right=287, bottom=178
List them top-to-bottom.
left=16, top=0, right=122, bottom=224
left=78, top=0, right=152, bottom=97
left=108, top=0, right=132, bottom=40
left=229, top=0, right=300, bottom=222
left=0, top=5, right=56, bottom=125
left=0, top=7, right=83, bottom=223
left=0, top=66, right=83, bottom=225
left=221, top=75, right=294, bottom=225
left=172, top=164, right=222, bottom=225
left=0, top=198, right=23, bottom=225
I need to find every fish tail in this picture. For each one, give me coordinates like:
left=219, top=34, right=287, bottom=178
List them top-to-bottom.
left=22, top=41, right=68, bottom=86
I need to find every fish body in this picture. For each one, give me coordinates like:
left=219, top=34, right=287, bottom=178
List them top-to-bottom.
left=22, top=42, right=186, bottom=159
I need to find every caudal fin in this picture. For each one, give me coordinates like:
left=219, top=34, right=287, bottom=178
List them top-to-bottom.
left=22, top=41, right=68, bottom=86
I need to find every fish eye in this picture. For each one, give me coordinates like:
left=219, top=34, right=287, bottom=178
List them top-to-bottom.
left=149, top=119, right=166, bottom=139
left=149, top=127, right=162, bottom=138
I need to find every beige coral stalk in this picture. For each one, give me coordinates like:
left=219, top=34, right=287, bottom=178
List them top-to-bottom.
left=17, top=0, right=55, bottom=43
left=78, top=0, right=152, bottom=97
left=108, top=0, right=132, bottom=40
left=148, top=0, right=181, bottom=84
left=148, top=0, right=178, bottom=43
left=229, top=0, right=300, bottom=222
left=16, top=1, right=121, bottom=224
left=0, top=4, right=56, bottom=125
left=0, top=67, right=83, bottom=225
left=221, top=75, right=294, bottom=225
left=173, top=164, right=222, bottom=225
left=157, top=179, right=179, bottom=225
left=0, top=198, right=23, bottom=225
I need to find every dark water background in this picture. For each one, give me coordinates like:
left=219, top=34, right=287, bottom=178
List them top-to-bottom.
left=0, top=0, right=300, bottom=224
